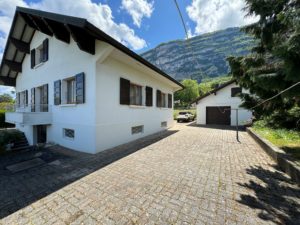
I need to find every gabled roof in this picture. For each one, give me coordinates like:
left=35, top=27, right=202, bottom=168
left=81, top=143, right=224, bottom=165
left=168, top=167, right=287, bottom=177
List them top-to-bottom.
left=0, top=7, right=183, bottom=89
left=191, top=80, right=236, bottom=104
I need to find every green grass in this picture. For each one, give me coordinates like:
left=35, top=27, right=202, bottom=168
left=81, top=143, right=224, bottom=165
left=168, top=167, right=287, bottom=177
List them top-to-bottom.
left=174, top=109, right=196, bottom=120
left=253, top=121, right=300, bottom=162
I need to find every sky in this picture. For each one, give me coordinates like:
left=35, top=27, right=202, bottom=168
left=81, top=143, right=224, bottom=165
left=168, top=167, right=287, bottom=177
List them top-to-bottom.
left=0, top=0, right=258, bottom=94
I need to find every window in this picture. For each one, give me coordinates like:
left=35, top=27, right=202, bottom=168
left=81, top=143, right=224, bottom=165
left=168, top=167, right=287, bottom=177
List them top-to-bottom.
left=31, top=39, right=48, bottom=68
left=36, top=44, right=44, bottom=65
left=67, top=78, right=76, bottom=104
left=130, top=83, right=142, bottom=106
left=231, top=87, right=242, bottom=97
left=161, top=93, right=167, bottom=108
left=161, top=121, right=167, bottom=127
left=132, top=125, right=143, bottom=134
left=63, top=128, right=75, bottom=139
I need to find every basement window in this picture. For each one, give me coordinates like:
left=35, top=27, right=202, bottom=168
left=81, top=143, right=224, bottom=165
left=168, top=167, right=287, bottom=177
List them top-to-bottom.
left=161, top=121, right=167, bottom=127
left=131, top=125, right=144, bottom=135
left=63, top=128, right=75, bottom=139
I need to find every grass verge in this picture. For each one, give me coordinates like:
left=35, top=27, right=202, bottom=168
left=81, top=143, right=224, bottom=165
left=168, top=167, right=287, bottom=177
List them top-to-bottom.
left=252, top=121, right=300, bottom=163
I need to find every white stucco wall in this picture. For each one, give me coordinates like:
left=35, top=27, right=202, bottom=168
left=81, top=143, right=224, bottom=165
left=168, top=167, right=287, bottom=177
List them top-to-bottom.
left=13, top=31, right=178, bottom=154
left=15, top=31, right=97, bottom=153
left=94, top=52, right=175, bottom=152
left=196, top=83, right=252, bottom=126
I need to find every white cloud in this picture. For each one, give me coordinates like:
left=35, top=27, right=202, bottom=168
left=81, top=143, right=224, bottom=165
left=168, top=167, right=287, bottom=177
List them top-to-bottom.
left=0, top=0, right=147, bottom=53
left=121, top=0, right=154, bottom=27
left=186, top=0, right=259, bottom=35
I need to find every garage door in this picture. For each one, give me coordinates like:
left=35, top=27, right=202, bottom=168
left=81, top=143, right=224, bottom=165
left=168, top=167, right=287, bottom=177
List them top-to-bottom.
left=206, top=106, right=231, bottom=125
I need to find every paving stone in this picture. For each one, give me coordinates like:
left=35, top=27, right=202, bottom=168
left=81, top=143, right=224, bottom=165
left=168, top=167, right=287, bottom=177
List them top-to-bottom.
left=0, top=123, right=300, bottom=224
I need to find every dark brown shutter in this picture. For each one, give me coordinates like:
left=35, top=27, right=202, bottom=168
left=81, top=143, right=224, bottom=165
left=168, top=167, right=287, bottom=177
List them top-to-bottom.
left=43, top=38, right=49, bottom=62
left=31, top=49, right=35, bottom=68
left=75, top=73, right=85, bottom=104
left=120, top=78, right=130, bottom=105
left=54, top=80, right=61, bottom=105
left=42, top=84, right=48, bottom=112
left=145, top=86, right=153, bottom=106
left=31, top=88, right=35, bottom=112
left=25, top=90, right=28, bottom=105
left=156, top=90, right=161, bottom=107
left=16, top=92, right=20, bottom=106
left=168, top=94, right=172, bottom=108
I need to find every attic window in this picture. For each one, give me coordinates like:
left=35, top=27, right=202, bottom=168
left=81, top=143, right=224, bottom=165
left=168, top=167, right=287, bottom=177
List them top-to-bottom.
left=31, top=38, right=48, bottom=69
left=36, top=44, right=44, bottom=65
left=231, top=87, right=242, bottom=97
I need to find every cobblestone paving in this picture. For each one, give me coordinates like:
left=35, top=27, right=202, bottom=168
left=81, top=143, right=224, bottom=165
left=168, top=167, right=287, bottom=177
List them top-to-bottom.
left=1, top=123, right=300, bottom=224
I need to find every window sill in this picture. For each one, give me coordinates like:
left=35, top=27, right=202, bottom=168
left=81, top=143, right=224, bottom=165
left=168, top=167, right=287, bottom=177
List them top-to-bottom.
left=34, top=62, right=45, bottom=69
left=59, top=104, right=77, bottom=107
left=129, top=105, right=146, bottom=109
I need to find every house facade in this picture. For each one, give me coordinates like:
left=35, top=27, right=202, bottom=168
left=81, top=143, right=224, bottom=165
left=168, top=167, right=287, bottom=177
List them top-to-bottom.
left=0, top=8, right=183, bottom=154
left=193, top=81, right=252, bottom=126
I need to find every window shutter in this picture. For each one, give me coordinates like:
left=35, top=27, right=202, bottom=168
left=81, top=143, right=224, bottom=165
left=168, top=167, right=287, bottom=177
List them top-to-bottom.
left=43, top=38, right=49, bottom=62
left=31, top=49, right=35, bottom=69
left=75, top=73, right=85, bottom=104
left=120, top=78, right=130, bottom=105
left=54, top=80, right=61, bottom=105
left=41, top=84, right=48, bottom=112
left=145, top=86, right=153, bottom=106
left=31, top=88, right=35, bottom=112
left=25, top=90, right=28, bottom=105
left=156, top=90, right=161, bottom=107
left=16, top=92, right=20, bottom=106
left=168, top=94, right=172, bottom=108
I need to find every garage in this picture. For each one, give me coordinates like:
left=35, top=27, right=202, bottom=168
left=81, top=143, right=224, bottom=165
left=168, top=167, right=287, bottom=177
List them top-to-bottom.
left=206, top=106, right=231, bottom=125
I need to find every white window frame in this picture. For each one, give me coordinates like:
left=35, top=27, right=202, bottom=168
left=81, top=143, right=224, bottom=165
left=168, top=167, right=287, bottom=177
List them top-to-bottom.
left=35, top=43, right=44, bottom=66
left=61, top=77, right=76, bottom=105
left=130, top=82, right=144, bottom=106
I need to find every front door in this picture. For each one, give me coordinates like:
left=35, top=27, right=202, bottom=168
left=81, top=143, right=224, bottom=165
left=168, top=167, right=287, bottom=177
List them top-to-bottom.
left=37, top=125, right=47, bottom=143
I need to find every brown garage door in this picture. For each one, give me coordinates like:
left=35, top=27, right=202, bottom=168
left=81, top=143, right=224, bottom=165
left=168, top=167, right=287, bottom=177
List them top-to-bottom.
left=206, top=106, right=231, bottom=125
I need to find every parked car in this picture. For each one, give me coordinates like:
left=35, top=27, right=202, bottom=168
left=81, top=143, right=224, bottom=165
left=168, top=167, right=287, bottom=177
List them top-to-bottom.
left=177, top=112, right=194, bottom=122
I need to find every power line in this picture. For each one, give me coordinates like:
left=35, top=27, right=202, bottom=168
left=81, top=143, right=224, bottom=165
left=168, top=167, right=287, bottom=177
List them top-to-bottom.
left=173, top=0, right=203, bottom=80
left=250, top=81, right=300, bottom=110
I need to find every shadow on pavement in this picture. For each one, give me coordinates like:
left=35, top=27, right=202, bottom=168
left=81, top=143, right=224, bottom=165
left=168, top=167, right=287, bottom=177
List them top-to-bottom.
left=0, top=129, right=178, bottom=219
left=237, top=165, right=300, bottom=225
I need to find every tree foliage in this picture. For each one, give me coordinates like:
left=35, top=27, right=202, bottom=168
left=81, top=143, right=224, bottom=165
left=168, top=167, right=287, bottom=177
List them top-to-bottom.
left=227, top=0, right=300, bottom=129
left=175, top=79, right=199, bottom=106
left=0, top=94, right=14, bottom=103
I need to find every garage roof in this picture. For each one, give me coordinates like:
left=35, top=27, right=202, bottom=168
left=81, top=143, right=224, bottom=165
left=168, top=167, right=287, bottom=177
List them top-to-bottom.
left=0, top=7, right=184, bottom=89
left=191, top=80, right=236, bottom=104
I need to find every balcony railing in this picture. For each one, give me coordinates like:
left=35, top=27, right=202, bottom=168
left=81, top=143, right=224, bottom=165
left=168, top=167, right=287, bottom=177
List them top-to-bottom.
left=5, top=104, right=52, bottom=125
left=6, top=104, right=51, bottom=113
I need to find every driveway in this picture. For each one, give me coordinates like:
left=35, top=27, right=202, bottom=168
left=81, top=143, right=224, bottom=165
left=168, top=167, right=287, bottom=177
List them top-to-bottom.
left=1, top=123, right=300, bottom=224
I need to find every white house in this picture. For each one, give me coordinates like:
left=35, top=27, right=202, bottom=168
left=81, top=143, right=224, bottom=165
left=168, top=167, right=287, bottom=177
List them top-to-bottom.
left=0, top=7, right=183, bottom=154
left=193, top=80, right=252, bottom=126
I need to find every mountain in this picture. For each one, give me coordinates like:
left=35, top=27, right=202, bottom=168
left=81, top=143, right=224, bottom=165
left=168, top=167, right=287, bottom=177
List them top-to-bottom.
left=141, top=27, right=256, bottom=82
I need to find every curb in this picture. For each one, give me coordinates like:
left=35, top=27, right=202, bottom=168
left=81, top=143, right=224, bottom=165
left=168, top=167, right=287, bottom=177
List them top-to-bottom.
left=246, top=127, right=300, bottom=185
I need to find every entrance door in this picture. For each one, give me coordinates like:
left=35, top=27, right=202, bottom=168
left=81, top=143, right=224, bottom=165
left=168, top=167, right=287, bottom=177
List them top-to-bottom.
left=206, top=106, right=231, bottom=125
left=37, top=125, right=47, bottom=143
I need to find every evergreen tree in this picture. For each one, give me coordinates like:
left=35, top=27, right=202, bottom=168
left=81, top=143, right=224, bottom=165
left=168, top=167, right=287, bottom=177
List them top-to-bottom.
left=227, top=0, right=300, bottom=129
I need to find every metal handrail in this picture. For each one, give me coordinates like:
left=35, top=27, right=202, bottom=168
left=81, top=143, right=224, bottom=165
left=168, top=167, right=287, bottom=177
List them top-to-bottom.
left=6, top=104, right=52, bottom=112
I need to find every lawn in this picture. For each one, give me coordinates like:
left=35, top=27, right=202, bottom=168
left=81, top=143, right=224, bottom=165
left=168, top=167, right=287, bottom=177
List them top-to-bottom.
left=173, top=109, right=196, bottom=120
left=252, top=121, right=300, bottom=163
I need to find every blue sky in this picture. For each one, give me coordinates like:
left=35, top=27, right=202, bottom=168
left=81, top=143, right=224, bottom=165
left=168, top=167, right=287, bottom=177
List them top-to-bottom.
left=0, top=0, right=257, bottom=94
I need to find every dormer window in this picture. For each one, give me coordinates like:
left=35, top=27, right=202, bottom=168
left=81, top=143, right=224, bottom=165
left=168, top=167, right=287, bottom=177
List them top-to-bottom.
left=31, top=38, right=49, bottom=69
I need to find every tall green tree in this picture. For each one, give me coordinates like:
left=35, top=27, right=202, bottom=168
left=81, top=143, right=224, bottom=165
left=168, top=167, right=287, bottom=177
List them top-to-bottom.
left=227, top=0, right=300, bottom=128
left=175, top=79, right=199, bottom=106
left=0, top=94, right=14, bottom=103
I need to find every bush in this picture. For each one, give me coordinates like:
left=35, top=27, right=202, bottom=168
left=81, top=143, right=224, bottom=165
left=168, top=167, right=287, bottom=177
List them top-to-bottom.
left=0, top=110, right=14, bottom=129
left=0, top=129, right=23, bottom=152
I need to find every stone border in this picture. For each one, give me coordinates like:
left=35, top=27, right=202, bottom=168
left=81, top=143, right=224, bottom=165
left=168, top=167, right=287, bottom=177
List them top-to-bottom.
left=247, top=127, right=300, bottom=185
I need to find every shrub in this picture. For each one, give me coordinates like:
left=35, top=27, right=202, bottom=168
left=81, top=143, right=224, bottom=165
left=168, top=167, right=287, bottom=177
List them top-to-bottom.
left=0, top=110, right=14, bottom=129
left=0, top=129, right=23, bottom=152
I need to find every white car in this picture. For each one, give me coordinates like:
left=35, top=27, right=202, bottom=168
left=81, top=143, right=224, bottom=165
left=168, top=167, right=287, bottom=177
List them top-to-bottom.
left=177, top=112, right=194, bottom=122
